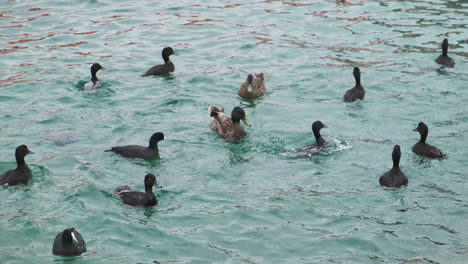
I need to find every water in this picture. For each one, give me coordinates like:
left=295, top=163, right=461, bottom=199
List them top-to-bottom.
left=1, top=0, right=467, bottom=263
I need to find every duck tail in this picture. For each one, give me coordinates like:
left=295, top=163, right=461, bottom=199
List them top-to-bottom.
left=208, top=106, right=222, bottom=116
left=115, top=185, right=131, bottom=195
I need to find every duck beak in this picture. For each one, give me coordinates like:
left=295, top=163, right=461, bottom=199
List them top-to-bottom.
left=242, top=117, right=251, bottom=127
left=323, top=124, right=328, bottom=128
left=413, top=128, right=418, bottom=131
left=28, top=150, right=34, bottom=154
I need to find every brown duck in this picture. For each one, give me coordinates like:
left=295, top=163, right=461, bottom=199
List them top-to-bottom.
left=238, top=73, right=267, bottom=99
left=209, top=106, right=251, bottom=139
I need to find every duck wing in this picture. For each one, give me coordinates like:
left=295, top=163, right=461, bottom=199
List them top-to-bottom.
left=435, top=55, right=455, bottom=68
left=142, top=61, right=174, bottom=76
left=253, top=73, right=267, bottom=96
left=238, top=79, right=251, bottom=98
left=83, top=80, right=102, bottom=91
left=210, top=113, right=234, bottom=138
left=106, top=145, right=156, bottom=160
left=0, top=167, right=30, bottom=186
left=0, top=169, right=14, bottom=185
left=379, top=169, right=408, bottom=188
left=119, top=190, right=156, bottom=206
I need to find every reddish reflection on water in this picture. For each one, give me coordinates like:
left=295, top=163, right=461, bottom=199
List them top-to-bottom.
left=183, top=18, right=224, bottom=26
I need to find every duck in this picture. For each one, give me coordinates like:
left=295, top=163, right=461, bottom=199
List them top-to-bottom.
left=435, top=38, right=455, bottom=68
left=142, top=47, right=175, bottom=76
left=83, top=63, right=103, bottom=90
left=343, top=67, right=365, bottom=103
left=238, top=73, right=267, bottom=99
left=209, top=106, right=251, bottom=139
left=298, top=121, right=327, bottom=154
left=412, top=122, right=444, bottom=159
left=105, top=132, right=164, bottom=160
left=0, top=145, right=33, bottom=186
left=379, top=145, right=408, bottom=188
left=115, top=173, right=158, bottom=206
left=52, top=228, right=86, bottom=256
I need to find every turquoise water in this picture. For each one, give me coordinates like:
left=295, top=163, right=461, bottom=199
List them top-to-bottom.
left=1, top=0, right=467, bottom=263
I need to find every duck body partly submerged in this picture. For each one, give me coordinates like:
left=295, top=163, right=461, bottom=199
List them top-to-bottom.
left=435, top=38, right=455, bottom=68
left=142, top=47, right=175, bottom=76
left=83, top=63, right=103, bottom=91
left=344, top=67, right=365, bottom=103
left=238, top=73, right=267, bottom=99
left=209, top=106, right=251, bottom=139
left=298, top=121, right=327, bottom=155
left=412, top=122, right=444, bottom=159
left=105, top=132, right=164, bottom=160
left=0, top=145, right=33, bottom=186
left=379, top=145, right=408, bottom=188
left=115, top=174, right=158, bottom=206
left=52, top=228, right=87, bottom=256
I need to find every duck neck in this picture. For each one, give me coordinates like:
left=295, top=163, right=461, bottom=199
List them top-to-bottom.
left=442, top=46, right=448, bottom=56
left=163, top=54, right=170, bottom=63
left=91, top=70, right=98, bottom=83
left=355, top=75, right=361, bottom=86
left=232, top=116, right=241, bottom=125
left=313, top=130, right=323, bottom=144
left=419, top=132, right=427, bottom=144
left=149, top=141, right=159, bottom=150
left=15, top=153, right=26, bottom=167
left=392, top=155, right=400, bottom=169
left=145, top=184, right=153, bottom=193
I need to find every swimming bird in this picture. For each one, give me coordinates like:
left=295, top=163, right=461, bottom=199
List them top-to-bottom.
left=435, top=38, right=455, bottom=68
left=142, top=47, right=175, bottom=76
left=83, top=63, right=103, bottom=90
left=343, top=67, right=365, bottom=103
left=238, top=73, right=267, bottom=99
left=209, top=106, right=251, bottom=139
left=298, top=121, right=327, bottom=154
left=412, top=122, right=444, bottom=159
left=105, top=132, right=164, bottom=160
left=0, top=145, right=33, bottom=186
left=379, top=145, right=408, bottom=188
left=115, top=173, right=158, bottom=206
left=52, top=228, right=86, bottom=256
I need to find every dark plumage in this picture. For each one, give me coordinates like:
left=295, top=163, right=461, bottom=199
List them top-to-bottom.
left=435, top=38, right=455, bottom=68
left=142, top=47, right=175, bottom=76
left=83, top=63, right=103, bottom=90
left=343, top=67, right=365, bottom=103
left=238, top=73, right=267, bottom=99
left=209, top=106, right=251, bottom=139
left=298, top=121, right=327, bottom=153
left=412, top=122, right=444, bottom=159
left=105, top=132, right=164, bottom=160
left=0, top=145, right=33, bottom=186
left=379, top=145, right=408, bottom=188
left=115, top=174, right=158, bottom=206
left=52, top=228, right=86, bottom=256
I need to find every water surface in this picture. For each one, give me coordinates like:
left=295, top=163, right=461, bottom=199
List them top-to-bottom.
left=1, top=0, right=467, bottom=263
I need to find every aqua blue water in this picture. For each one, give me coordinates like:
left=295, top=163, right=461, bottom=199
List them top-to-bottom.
left=1, top=1, right=467, bottom=263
